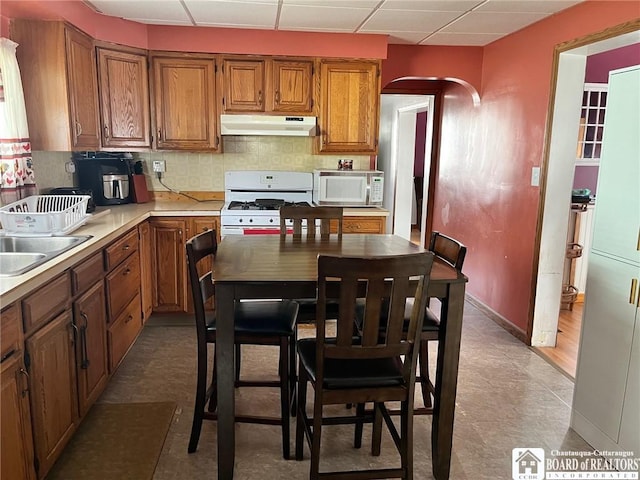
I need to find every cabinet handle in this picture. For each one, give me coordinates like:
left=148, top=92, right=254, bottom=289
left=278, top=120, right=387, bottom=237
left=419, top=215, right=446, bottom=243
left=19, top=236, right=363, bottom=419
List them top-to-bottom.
left=258, top=90, right=263, bottom=104
left=275, top=90, right=280, bottom=104
left=75, top=121, right=82, bottom=139
left=104, top=125, right=109, bottom=139
left=158, top=129, right=162, bottom=142
left=202, top=227, right=209, bottom=232
left=123, top=244, right=130, bottom=251
left=123, top=268, right=131, bottom=276
left=630, top=278, right=638, bottom=305
left=80, top=312, right=90, bottom=369
left=125, top=315, right=133, bottom=324
left=18, top=368, right=29, bottom=397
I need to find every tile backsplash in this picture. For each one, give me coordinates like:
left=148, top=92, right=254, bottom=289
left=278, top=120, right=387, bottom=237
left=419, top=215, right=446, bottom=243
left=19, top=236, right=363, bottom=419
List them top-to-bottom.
left=32, top=137, right=371, bottom=193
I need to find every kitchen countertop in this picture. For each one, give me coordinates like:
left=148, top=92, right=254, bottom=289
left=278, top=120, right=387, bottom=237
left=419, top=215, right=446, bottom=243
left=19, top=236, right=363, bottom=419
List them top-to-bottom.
left=0, top=201, right=388, bottom=306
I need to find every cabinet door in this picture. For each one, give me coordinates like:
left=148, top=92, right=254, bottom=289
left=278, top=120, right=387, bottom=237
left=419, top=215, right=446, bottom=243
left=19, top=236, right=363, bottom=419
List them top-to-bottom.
left=64, top=27, right=101, bottom=149
left=97, top=48, right=151, bottom=148
left=152, top=56, right=218, bottom=150
left=223, top=59, right=265, bottom=112
left=270, top=59, right=313, bottom=114
left=318, top=60, right=380, bottom=154
left=590, top=66, right=639, bottom=265
left=151, top=218, right=187, bottom=312
left=138, top=222, right=154, bottom=322
left=573, top=253, right=638, bottom=444
left=73, top=282, right=108, bottom=417
left=618, top=307, right=639, bottom=453
left=26, top=310, right=78, bottom=478
left=1, top=354, right=36, bottom=480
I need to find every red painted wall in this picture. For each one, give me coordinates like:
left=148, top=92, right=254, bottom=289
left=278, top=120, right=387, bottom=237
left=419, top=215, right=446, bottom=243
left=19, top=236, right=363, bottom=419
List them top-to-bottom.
left=0, top=0, right=387, bottom=58
left=433, top=1, right=640, bottom=332
left=585, top=43, right=640, bottom=82
left=382, top=44, right=483, bottom=96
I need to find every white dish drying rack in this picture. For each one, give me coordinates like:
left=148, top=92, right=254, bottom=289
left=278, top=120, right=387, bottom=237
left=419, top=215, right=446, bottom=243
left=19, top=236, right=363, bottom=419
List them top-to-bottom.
left=0, top=195, right=103, bottom=236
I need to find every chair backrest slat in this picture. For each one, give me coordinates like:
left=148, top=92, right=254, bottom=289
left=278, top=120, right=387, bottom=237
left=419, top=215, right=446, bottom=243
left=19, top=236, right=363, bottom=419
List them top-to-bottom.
left=280, top=206, right=343, bottom=239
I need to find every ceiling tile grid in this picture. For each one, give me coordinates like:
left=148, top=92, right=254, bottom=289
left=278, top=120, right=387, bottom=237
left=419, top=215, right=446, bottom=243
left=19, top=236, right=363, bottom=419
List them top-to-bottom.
left=87, top=0, right=586, bottom=46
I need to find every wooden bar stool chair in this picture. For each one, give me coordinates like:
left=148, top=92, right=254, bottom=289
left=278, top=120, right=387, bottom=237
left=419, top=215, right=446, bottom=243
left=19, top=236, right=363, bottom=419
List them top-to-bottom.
left=279, top=206, right=344, bottom=324
left=186, top=229, right=299, bottom=459
left=352, top=231, right=466, bottom=414
left=295, top=252, right=434, bottom=480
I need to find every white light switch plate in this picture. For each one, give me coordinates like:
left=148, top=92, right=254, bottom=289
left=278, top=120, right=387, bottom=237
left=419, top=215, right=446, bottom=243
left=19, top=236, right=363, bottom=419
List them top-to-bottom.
left=531, top=166, right=540, bottom=186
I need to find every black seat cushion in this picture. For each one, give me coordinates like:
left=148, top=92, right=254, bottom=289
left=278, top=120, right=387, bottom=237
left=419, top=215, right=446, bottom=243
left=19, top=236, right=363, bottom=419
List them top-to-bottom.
left=354, top=298, right=440, bottom=334
left=295, top=299, right=341, bottom=323
left=206, top=300, right=298, bottom=336
left=297, top=338, right=404, bottom=389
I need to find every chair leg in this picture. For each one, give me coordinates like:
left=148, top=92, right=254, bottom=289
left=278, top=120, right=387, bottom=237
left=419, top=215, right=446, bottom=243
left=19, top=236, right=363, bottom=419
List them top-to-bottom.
left=289, top=332, right=297, bottom=417
left=279, top=337, right=291, bottom=460
left=418, top=339, right=432, bottom=409
left=234, top=344, right=241, bottom=385
left=188, top=345, right=208, bottom=453
left=207, top=348, right=218, bottom=413
left=295, top=362, right=308, bottom=461
left=310, top=391, right=323, bottom=480
left=401, top=400, right=414, bottom=480
left=371, top=402, right=383, bottom=456
left=354, top=403, right=365, bottom=448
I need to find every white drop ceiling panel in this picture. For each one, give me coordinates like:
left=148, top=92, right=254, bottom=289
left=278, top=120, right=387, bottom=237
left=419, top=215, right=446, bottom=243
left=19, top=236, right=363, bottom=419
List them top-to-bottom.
left=85, top=0, right=587, bottom=46
left=185, top=0, right=278, bottom=28
left=279, top=5, right=372, bottom=31
left=361, top=10, right=462, bottom=33
left=442, top=11, right=548, bottom=34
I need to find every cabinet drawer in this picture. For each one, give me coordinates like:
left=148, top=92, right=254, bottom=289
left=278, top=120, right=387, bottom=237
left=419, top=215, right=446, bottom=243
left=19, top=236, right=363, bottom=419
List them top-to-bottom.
left=343, top=217, right=384, bottom=234
left=104, top=229, right=138, bottom=271
left=105, top=250, right=140, bottom=321
left=71, top=252, right=105, bottom=295
left=22, top=272, right=71, bottom=335
left=108, top=293, right=142, bottom=372
left=1, top=303, right=21, bottom=361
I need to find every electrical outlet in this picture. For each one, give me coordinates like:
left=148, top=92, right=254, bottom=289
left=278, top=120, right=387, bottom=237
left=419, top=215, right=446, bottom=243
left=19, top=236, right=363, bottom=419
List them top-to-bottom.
left=153, top=160, right=166, bottom=173
left=64, top=161, right=76, bottom=173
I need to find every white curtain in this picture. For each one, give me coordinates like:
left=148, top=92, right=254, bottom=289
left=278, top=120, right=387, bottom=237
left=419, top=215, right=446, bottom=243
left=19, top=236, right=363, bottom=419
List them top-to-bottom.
left=0, top=37, right=36, bottom=205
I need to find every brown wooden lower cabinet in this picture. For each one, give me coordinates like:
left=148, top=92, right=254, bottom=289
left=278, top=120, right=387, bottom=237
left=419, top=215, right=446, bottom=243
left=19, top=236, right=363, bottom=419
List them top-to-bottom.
left=150, top=216, right=220, bottom=314
left=343, top=216, right=386, bottom=234
left=138, top=221, right=154, bottom=322
left=108, top=293, right=143, bottom=372
left=25, top=309, right=79, bottom=479
left=1, top=352, right=36, bottom=480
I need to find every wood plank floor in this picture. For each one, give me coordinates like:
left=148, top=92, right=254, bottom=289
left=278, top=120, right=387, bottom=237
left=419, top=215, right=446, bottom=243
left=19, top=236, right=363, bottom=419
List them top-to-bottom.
left=535, top=302, right=583, bottom=379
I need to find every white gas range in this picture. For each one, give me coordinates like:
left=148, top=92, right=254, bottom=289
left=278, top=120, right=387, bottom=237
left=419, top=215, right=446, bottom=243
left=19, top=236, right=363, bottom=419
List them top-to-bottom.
left=220, top=171, right=313, bottom=237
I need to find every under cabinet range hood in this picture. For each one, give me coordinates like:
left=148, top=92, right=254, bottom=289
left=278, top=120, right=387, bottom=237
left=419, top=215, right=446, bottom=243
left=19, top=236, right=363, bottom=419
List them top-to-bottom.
left=220, top=114, right=317, bottom=137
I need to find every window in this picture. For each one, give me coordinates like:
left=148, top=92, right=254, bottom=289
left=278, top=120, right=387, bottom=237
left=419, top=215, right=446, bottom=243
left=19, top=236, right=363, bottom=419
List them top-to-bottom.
left=576, top=83, right=607, bottom=165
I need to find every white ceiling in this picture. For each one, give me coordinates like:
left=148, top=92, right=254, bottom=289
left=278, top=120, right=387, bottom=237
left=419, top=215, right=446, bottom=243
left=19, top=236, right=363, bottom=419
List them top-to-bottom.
left=85, top=0, right=585, bottom=46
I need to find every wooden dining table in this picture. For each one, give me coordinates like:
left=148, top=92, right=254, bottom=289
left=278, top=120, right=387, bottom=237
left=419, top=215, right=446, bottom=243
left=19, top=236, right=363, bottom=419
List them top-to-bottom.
left=213, top=234, right=468, bottom=479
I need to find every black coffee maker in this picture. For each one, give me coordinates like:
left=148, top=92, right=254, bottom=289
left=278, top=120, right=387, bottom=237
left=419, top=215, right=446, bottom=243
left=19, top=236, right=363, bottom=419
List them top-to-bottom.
left=74, top=152, right=133, bottom=206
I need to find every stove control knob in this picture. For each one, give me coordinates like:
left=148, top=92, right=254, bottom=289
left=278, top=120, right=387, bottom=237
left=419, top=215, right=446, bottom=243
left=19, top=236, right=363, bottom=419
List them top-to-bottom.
left=239, top=219, right=243, bottom=223
left=249, top=219, right=253, bottom=223
left=269, top=219, right=274, bottom=223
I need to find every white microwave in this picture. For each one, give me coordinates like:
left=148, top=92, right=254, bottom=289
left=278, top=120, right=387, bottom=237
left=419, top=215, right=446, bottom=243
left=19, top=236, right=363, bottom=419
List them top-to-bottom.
left=313, top=170, right=384, bottom=206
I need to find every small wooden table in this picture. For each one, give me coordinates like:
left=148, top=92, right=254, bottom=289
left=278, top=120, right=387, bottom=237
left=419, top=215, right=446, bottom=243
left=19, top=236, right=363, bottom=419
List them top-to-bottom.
left=213, top=235, right=467, bottom=479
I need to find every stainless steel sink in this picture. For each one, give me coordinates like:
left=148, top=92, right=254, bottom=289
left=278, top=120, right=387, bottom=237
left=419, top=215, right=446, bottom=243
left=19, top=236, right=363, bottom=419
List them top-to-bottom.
left=0, top=235, right=92, bottom=276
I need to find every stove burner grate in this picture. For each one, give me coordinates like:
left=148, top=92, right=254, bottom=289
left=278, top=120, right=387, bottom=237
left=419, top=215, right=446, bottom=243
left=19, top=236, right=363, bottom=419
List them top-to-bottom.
left=227, top=200, right=311, bottom=211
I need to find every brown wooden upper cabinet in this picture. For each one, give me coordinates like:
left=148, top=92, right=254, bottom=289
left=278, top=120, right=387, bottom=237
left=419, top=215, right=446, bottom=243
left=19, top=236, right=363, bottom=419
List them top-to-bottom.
left=11, top=20, right=101, bottom=151
left=97, top=47, right=151, bottom=149
left=151, top=55, right=219, bottom=151
left=222, top=57, right=314, bottom=115
left=317, top=59, right=381, bottom=154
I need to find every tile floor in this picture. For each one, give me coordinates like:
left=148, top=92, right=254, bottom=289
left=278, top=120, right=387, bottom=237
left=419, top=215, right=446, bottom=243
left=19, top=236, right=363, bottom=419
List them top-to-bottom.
left=98, top=301, right=593, bottom=479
